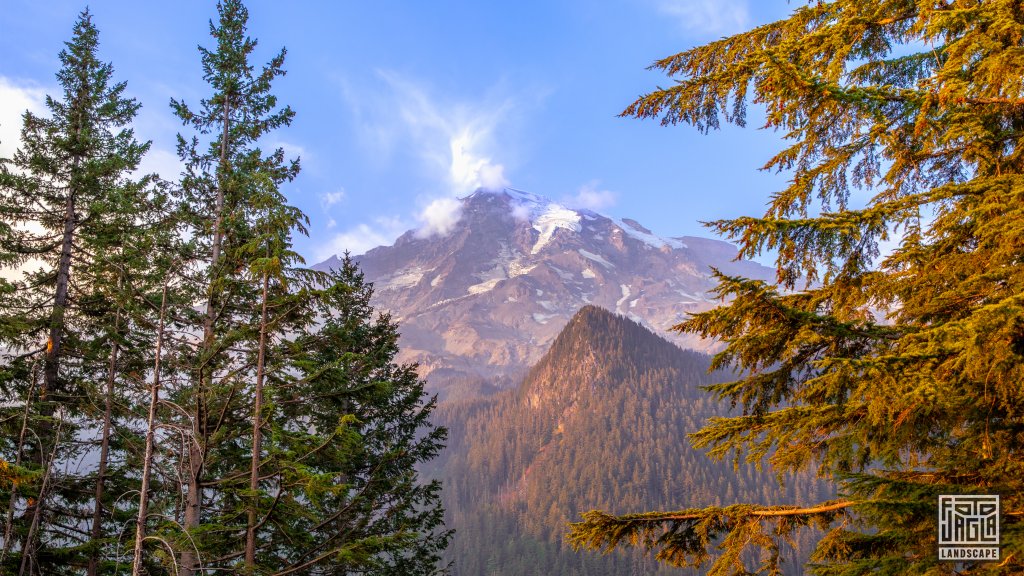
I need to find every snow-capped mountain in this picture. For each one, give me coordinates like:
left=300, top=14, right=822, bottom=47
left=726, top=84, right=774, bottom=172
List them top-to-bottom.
left=314, top=188, right=774, bottom=394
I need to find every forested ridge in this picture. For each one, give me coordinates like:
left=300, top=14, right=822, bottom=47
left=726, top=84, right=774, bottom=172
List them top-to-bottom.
left=429, top=306, right=832, bottom=575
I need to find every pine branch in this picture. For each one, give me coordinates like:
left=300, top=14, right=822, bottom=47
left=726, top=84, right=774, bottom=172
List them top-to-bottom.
left=568, top=499, right=856, bottom=571
left=600, top=500, right=857, bottom=523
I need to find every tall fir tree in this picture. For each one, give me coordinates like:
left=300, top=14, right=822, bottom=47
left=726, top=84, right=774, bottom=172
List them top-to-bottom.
left=168, top=1, right=297, bottom=573
left=569, top=1, right=1024, bottom=574
left=0, top=9, right=153, bottom=575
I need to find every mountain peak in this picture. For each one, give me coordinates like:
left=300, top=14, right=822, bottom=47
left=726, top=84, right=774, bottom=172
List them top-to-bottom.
left=466, top=186, right=552, bottom=206
left=315, top=188, right=774, bottom=395
left=464, top=188, right=692, bottom=253
left=522, top=305, right=698, bottom=400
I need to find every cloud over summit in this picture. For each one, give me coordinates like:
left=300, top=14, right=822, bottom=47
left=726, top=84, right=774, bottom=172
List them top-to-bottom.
left=327, top=71, right=527, bottom=252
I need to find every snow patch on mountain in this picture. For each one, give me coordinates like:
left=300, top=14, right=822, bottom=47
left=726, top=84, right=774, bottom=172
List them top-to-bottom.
left=497, top=188, right=583, bottom=255
left=531, top=204, right=581, bottom=254
left=611, top=217, right=687, bottom=251
left=578, top=249, right=613, bottom=269
left=509, top=261, right=536, bottom=277
left=468, top=262, right=508, bottom=294
left=549, top=266, right=575, bottom=281
left=381, top=267, right=425, bottom=289
left=468, top=278, right=503, bottom=295
left=616, top=284, right=631, bottom=311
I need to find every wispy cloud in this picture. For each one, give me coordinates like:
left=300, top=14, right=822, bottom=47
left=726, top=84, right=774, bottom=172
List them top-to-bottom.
left=655, top=0, right=750, bottom=36
left=338, top=70, right=526, bottom=240
left=377, top=70, right=512, bottom=197
left=566, top=181, right=617, bottom=212
left=319, top=189, right=345, bottom=209
left=317, top=215, right=408, bottom=261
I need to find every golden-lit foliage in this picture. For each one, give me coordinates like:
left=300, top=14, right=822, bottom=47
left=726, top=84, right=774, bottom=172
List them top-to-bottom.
left=571, top=2, right=1024, bottom=573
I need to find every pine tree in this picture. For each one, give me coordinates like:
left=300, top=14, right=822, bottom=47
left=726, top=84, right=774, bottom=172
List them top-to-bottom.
left=168, top=1, right=297, bottom=572
left=569, top=2, right=1024, bottom=574
left=0, top=3, right=451, bottom=574
left=0, top=9, right=153, bottom=574
left=265, top=255, right=450, bottom=575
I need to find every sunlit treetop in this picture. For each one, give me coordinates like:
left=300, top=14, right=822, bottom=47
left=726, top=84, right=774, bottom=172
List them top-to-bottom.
left=571, top=2, right=1024, bottom=574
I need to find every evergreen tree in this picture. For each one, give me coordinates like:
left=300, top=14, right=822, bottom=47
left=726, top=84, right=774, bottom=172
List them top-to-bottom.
left=168, top=1, right=298, bottom=572
left=569, top=2, right=1024, bottom=574
left=162, top=3, right=450, bottom=574
left=0, top=9, right=154, bottom=574
left=251, top=256, right=451, bottom=575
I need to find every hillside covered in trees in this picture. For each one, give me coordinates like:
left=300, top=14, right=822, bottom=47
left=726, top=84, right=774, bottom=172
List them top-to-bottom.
left=429, top=306, right=832, bottom=575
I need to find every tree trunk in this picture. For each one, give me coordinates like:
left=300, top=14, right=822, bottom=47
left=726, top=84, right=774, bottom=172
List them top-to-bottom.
left=180, top=99, right=231, bottom=576
left=44, top=188, right=76, bottom=395
left=244, top=269, right=270, bottom=570
left=132, top=278, right=170, bottom=576
left=87, top=305, right=121, bottom=576
left=0, top=365, right=38, bottom=565
left=18, top=416, right=63, bottom=576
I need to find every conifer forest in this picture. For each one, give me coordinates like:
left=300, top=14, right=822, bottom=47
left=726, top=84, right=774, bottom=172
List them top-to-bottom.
left=2, top=1, right=1023, bottom=575
left=0, top=3, right=446, bottom=574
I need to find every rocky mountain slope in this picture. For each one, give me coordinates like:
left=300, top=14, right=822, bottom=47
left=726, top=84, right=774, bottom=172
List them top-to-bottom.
left=315, top=188, right=774, bottom=392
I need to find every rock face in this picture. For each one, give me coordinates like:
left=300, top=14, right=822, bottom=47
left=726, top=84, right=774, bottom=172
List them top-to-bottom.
left=314, top=188, right=774, bottom=392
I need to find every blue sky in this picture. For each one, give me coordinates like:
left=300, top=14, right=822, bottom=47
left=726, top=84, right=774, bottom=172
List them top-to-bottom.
left=1, top=1, right=797, bottom=264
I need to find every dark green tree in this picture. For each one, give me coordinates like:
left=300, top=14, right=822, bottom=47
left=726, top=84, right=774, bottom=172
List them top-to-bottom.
left=167, top=0, right=297, bottom=573
left=569, top=2, right=1024, bottom=574
left=162, top=4, right=450, bottom=575
left=0, top=9, right=154, bottom=575
left=266, top=255, right=450, bottom=575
